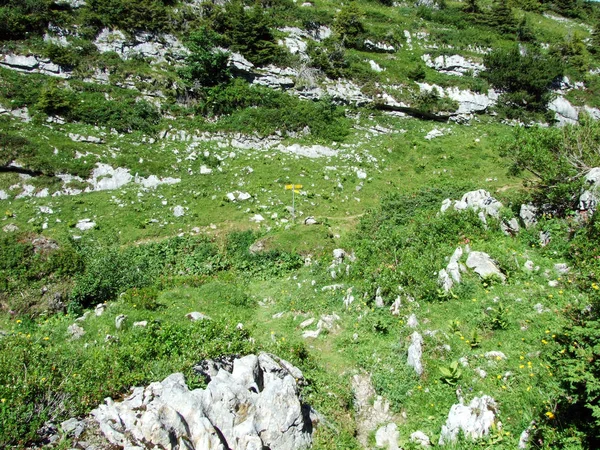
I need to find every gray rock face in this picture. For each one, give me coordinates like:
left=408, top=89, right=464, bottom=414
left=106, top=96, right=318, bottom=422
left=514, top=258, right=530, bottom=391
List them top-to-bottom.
left=94, top=29, right=189, bottom=63
left=0, top=53, right=71, bottom=78
left=422, top=54, right=485, bottom=77
left=579, top=167, right=600, bottom=214
left=520, top=204, right=538, bottom=228
left=465, top=252, right=505, bottom=282
left=407, top=331, right=424, bottom=376
left=91, top=353, right=313, bottom=450
left=439, top=396, right=499, bottom=445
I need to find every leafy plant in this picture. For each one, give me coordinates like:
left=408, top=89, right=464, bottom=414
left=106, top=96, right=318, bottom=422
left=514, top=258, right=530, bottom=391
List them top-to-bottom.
left=487, top=303, right=509, bottom=330
left=448, top=319, right=461, bottom=334
left=468, top=329, right=481, bottom=348
left=439, top=360, right=463, bottom=385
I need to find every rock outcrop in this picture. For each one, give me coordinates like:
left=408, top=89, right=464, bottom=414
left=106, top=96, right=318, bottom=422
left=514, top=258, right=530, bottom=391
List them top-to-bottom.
left=94, top=28, right=189, bottom=63
left=0, top=53, right=71, bottom=78
left=422, top=54, right=485, bottom=77
left=579, top=167, right=600, bottom=214
left=441, top=189, right=503, bottom=219
left=466, top=251, right=506, bottom=282
left=91, top=353, right=314, bottom=450
left=439, top=395, right=499, bottom=445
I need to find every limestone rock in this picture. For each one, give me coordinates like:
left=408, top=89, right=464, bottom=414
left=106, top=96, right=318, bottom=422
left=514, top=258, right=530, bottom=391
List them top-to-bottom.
left=422, top=54, right=485, bottom=77
left=579, top=168, right=600, bottom=214
left=520, top=204, right=538, bottom=228
left=173, top=205, right=185, bottom=217
left=75, top=219, right=96, bottom=231
left=3, top=224, right=18, bottom=233
left=466, top=252, right=505, bottom=282
left=390, top=296, right=401, bottom=315
left=95, top=304, right=106, bottom=317
left=186, top=312, right=211, bottom=321
left=115, top=314, right=127, bottom=330
left=407, top=314, right=419, bottom=328
left=67, top=323, right=85, bottom=340
left=407, top=331, right=424, bottom=376
left=484, top=351, right=507, bottom=360
left=90, top=353, right=313, bottom=450
left=352, top=374, right=393, bottom=447
left=439, top=396, right=499, bottom=445
left=375, top=423, right=399, bottom=449
left=410, top=430, right=432, bottom=447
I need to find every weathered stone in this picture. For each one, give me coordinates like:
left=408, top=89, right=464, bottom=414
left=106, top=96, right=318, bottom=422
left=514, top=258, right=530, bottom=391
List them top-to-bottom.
left=422, top=54, right=485, bottom=77
left=520, top=204, right=538, bottom=228
left=173, top=205, right=185, bottom=217
left=75, top=219, right=96, bottom=231
left=466, top=252, right=505, bottom=282
left=95, top=304, right=106, bottom=317
left=186, top=312, right=211, bottom=321
left=115, top=314, right=127, bottom=330
left=67, top=323, right=85, bottom=340
left=407, top=331, right=424, bottom=376
left=90, top=353, right=313, bottom=450
left=352, top=374, right=393, bottom=447
left=439, top=396, right=499, bottom=445
left=375, top=423, right=399, bottom=450
left=410, top=430, right=432, bottom=448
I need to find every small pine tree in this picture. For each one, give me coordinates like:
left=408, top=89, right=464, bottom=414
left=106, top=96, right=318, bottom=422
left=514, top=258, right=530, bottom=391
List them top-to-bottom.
left=464, top=0, right=479, bottom=13
left=553, top=0, right=580, bottom=18
left=487, top=2, right=518, bottom=34
left=517, top=16, right=536, bottom=42
left=591, top=22, right=600, bottom=55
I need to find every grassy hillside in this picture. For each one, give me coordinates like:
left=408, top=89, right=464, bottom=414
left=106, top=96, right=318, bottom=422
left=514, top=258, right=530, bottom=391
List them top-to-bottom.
left=2, top=0, right=600, bottom=448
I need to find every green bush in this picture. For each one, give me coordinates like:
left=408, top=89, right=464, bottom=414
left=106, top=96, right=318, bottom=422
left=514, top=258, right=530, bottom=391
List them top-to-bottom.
left=0, top=0, right=52, bottom=40
left=82, top=0, right=175, bottom=33
left=214, top=0, right=285, bottom=66
left=333, top=3, right=366, bottom=49
left=180, top=28, right=230, bottom=89
left=307, top=39, right=349, bottom=79
left=483, top=45, right=563, bottom=115
left=200, top=80, right=350, bottom=140
left=500, top=117, right=600, bottom=215
left=351, top=185, right=487, bottom=302
left=226, top=230, right=303, bottom=278
left=71, top=236, right=222, bottom=307
left=122, top=286, right=161, bottom=310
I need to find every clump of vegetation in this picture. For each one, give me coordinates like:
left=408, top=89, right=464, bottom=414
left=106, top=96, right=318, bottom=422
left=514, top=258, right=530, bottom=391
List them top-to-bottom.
left=483, top=45, right=563, bottom=117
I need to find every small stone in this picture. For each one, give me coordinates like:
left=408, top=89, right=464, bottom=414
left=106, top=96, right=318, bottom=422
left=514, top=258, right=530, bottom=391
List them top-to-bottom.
left=173, top=205, right=185, bottom=217
left=95, top=303, right=106, bottom=316
left=186, top=312, right=210, bottom=321
left=115, top=314, right=127, bottom=330
left=407, top=314, right=419, bottom=328
left=300, top=318, right=315, bottom=329
left=133, top=321, right=148, bottom=327
left=67, top=323, right=85, bottom=340
left=407, top=331, right=424, bottom=376
left=484, top=351, right=506, bottom=360
left=375, top=423, right=399, bottom=449
left=410, top=430, right=431, bottom=448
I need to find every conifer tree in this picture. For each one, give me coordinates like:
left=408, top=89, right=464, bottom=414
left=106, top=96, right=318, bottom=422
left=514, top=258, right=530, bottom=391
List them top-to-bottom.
left=464, top=0, right=479, bottom=13
left=488, top=1, right=518, bottom=34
